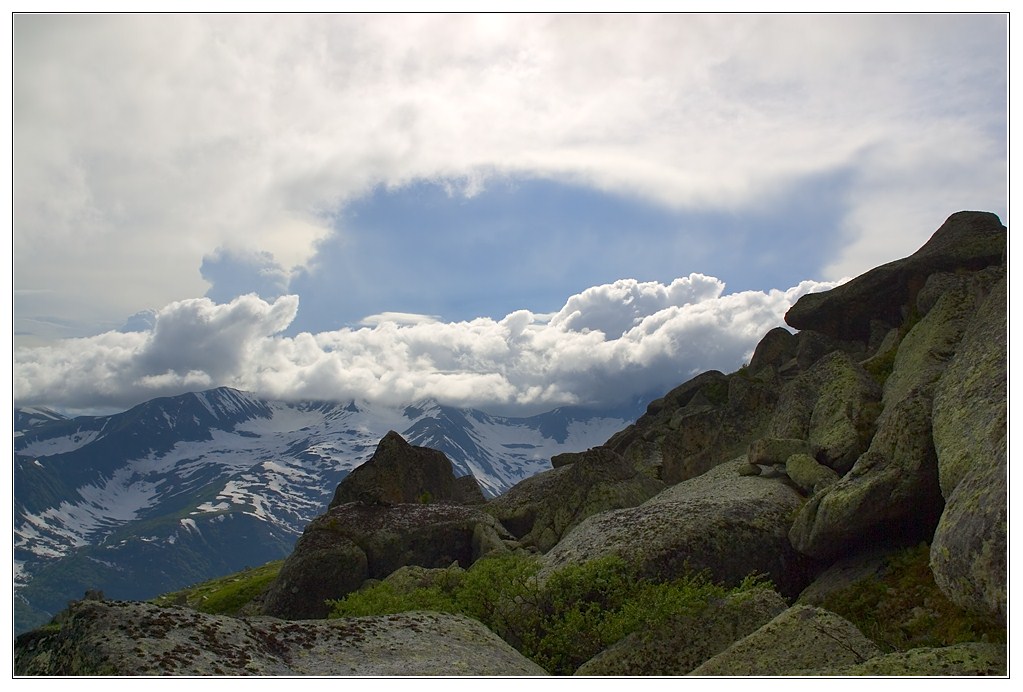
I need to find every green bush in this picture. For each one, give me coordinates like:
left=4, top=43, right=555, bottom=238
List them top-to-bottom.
left=328, top=553, right=772, bottom=675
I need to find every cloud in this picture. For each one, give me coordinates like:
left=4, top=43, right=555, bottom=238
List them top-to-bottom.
left=12, top=14, right=1006, bottom=338
left=13, top=276, right=838, bottom=415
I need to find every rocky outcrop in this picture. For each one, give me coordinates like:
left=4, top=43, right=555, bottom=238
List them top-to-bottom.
left=785, top=211, right=1006, bottom=342
left=787, top=223, right=1005, bottom=568
left=930, top=275, right=1007, bottom=623
left=767, top=351, right=882, bottom=474
left=606, top=368, right=780, bottom=486
left=788, top=392, right=944, bottom=560
left=330, top=431, right=485, bottom=507
left=485, top=446, right=665, bottom=552
left=540, top=458, right=818, bottom=598
left=262, top=502, right=511, bottom=619
left=574, top=588, right=788, bottom=676
left=14, top=600, right=546, bottom=676
left=688, top=605, right=882, bottom=676
left=804, top=643, right=1006, bottom=676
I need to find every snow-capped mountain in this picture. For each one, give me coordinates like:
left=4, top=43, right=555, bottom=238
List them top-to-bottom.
left=13, top=387, right=643, bottom=633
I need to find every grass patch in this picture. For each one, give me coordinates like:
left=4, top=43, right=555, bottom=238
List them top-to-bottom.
left=820, top=543, right=1005, bottom=652
left=150, top=560, right=283, bottom=616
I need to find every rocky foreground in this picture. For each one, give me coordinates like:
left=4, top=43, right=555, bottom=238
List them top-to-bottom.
left=15, top=211, right=1007, bottom=676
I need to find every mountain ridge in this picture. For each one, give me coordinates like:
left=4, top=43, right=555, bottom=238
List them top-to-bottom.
left=12, top=387, right=645, bottom=633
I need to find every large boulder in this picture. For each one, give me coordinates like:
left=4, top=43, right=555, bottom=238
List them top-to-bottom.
left=785, top=211, right=1006, bottom=343
left=881, top=268, right=1001, bottom=407
left=930, top=276, right=1007, bottom=623
left=767, top=351, right=882, bottom=474
left=789, top=392, right=943, bottom=560
left=330, top=431, right=485, bottom=507
left=485, top=446, right=665, bottom=553
left=540, top=458, right=818, bottom=598
left=262, top=502, right=511, bottom=619
left=574, top=588, right=788, bottom=676
left=14, top=600, right=546, bottom=676
left=688, top=605, right=882, bottom=676
left=804, top=642, right=1006, bottom=676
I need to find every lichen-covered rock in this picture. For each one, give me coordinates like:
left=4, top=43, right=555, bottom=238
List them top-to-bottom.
left=785, top=211, right=1006, bottom=343
left=881, top=273, right=991, bottom=408
left=930, top=276, right=1007, bottom=623
left=747, top=326, right=797, bottom=374
left=768, top=352, right=881, bottom=474
left=606, top=368, right=780, bottom=487
left=789, top=392, right=943, bottom=561
left=330, top=431, right=485, bottom=508
left=746, top=437, right=812, bottom=466
left=486, top=446, right=664, bottom=553
left=785, top=453, right=839, bottom=495
left=541, top=459, right=818, bottom=598
left=263, top=502, right=510, bottom=619
left=795, top=548, right=893, bottom=606
left=574, top=588, right=788, bottom=676
left=14, top=600, right=547, bottom=676
left=688, top=605, right=882, bottom=676
left=801, top=642, right=1006, bottom=676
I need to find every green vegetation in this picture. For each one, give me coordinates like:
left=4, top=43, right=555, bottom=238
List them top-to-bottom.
left=820, top=543, right=1005, bottom=653
left=328, top=553, right=772, bottom=675
left=150, top=560, right=283, bottom=616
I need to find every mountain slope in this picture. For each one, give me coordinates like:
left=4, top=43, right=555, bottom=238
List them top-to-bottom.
left=12, top=387, right=642, bottom=633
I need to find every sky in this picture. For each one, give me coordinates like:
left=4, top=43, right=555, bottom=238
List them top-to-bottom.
left=10, top=12, right=1008, bottom=416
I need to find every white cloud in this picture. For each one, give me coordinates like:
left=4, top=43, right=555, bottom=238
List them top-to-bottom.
left=12, top=14, right=1006, bottom=336
left=13, top=276, right=838, bottom=414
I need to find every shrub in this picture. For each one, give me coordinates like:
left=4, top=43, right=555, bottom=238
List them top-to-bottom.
left=328, top=552, right=772, bottom=675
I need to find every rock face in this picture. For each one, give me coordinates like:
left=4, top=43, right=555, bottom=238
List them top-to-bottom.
left=785, top=210, right=1005, bottom=342
left=929, top=276, right=1007, bottom=623
left=330, top=430, right=485, bottom=507
left=264, top=431, right=506, bottom=619
left=485, top=446, right=665, bottom=552
left=540, top=458, right=818, bottom=598
left=262, top=502, right=511, bottom=619
left=14, top=600, right=546, bottom=676
left=689, top=605, right=882, bottom=676
left=807, top=643, right=1007, bottom=676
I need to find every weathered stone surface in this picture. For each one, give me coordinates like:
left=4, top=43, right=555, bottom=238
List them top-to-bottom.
left=785, top=211, right=1006, bottom=343
left=882, top=275, right=986, bottom=408
left=930, top=276, right=1007, bottom=623
left=747, top=326, right=797, bottom=374
left=768, top=351, right=881, bottom=474
left=606, top=367, right=781, bottom=487
left=789, top=393, right=943, bottom=560
left=330, top=431, right=485, bottom=508
left=747, top=437, right=812, bottom=466
left=486, top=446, right=664, bottom=553
left=785, top=453, right=839, bottom=495
left=541, top=458, right=818, bottom=598
left=263, top=502, right=510, bottom=619
left=795, top=549, right=893, bottom=607
left=574, top=588, right=788, bottom=676
left=14, top=600, right=547, bottom=676
left=688, top=605, right=882, bottom=676
left=802, top=643, right=1006, bottom=676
